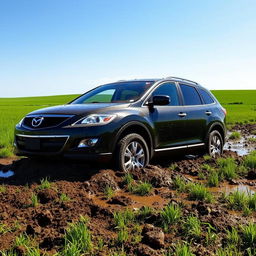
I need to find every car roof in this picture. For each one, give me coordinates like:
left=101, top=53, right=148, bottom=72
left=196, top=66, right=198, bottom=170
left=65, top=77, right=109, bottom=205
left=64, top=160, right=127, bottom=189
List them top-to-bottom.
left=116, top=77, right=206, bottom=89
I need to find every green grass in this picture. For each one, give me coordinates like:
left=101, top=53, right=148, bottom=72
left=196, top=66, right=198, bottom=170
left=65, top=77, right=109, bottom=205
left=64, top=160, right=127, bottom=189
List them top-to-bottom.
left=212, top=90, right=256, bottom=124
left=229, top=131, right=241, bottom=140
left=244, top=151, right=256, bottom=169
left=217, top=158, right=238, bottom=180
left=207, top=170, right=219, bottom=187
left=173, top=176, right=188, bottom=192
left=38, top=177, right=52, bottom=190
left=130, top=181, right=152, bottom=196
left=188, top=183, right=213, bottom=203
left=0, top=185, right=7, bottom=193
left=104, top=185, right=115, bottom=200
left=30, top=193, right=39, bottom=207
left=60, top=193, right=70, bottom=202
left=160, top=203, right=182, bottom=232
left=113, top=208, right=135, bottom=229
left=64, top=216, right=92, bottom=254
left=183, top=216, right=202, bottom=239
left=241, top=222, right=256, bottom=248
left=226, top=227, right=239, bottom=245
left=173, top=243, right=195, bottom=256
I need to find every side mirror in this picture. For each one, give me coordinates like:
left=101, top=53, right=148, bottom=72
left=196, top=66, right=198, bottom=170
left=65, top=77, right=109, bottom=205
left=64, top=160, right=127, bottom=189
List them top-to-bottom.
left=152, top=95, right=170, bottom=106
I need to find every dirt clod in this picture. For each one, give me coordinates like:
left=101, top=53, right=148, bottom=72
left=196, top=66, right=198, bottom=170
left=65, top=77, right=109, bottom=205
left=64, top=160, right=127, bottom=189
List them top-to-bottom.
left=37, top=189, right=58, bottom=204
left=142, top=224, right=165, bottom=249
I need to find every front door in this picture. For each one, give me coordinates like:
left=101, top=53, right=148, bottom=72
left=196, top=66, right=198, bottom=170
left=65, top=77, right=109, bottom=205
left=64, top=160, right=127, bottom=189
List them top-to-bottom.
left=147, top=82, right=186, bottom=148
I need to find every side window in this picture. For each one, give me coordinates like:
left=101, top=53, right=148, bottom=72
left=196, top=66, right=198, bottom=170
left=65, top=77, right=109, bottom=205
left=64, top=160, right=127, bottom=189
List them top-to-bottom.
left=151, top=82, right=179, bottom=106
left=180, top=84, right=202, bottom=105
left=198, top=88, right=215, bottom=104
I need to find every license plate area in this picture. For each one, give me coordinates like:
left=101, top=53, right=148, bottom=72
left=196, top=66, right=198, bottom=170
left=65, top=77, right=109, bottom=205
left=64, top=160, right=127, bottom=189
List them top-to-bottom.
left=25, top=138, right=41, bottom=150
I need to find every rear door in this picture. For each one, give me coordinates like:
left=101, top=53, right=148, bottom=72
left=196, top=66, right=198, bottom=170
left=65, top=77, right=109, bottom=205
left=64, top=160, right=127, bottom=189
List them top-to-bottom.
left=147, top=82, right=186, bottom=148
left=178, top=83, right=208, bottom=145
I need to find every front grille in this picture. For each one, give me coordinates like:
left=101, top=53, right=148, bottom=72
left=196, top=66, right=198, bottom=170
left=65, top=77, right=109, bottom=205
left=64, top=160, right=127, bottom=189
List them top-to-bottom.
left=23, top=115, right=72, bottom=129
left=16, top=135, right=68, bottom=153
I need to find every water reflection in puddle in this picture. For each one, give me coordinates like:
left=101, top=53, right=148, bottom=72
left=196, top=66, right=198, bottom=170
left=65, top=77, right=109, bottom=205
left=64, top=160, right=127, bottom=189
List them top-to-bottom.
left=224, top=131, right=256, bottom=156
left=0, top=170, right=14, bottom=178
left=211, top=184, right=256, bottom=195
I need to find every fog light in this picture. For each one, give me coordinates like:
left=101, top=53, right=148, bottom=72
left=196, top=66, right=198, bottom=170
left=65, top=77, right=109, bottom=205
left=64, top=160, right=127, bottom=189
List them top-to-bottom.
left=78, top=138, right=98, bottom=148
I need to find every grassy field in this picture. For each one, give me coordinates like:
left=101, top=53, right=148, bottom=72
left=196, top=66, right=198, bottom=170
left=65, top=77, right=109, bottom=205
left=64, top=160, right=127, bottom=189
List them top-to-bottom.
left=0, top=90, right=255, bottom=157
left=212, top=90, right=256, bottom=124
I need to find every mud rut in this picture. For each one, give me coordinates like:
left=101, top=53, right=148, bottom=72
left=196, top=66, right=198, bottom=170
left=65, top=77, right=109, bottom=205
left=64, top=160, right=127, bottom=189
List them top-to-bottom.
left=0, top=124, right=255, bottom=256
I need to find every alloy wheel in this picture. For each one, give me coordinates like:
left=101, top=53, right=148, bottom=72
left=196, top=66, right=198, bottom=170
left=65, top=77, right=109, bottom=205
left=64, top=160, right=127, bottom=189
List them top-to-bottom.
left=210, top=134, right=222, bottom=157
left=124, top=141, right=145, bottom=171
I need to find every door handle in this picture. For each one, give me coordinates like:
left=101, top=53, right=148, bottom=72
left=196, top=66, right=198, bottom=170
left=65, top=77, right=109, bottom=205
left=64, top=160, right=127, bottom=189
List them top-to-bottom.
left=205, top=111, right=212, bottom=115
left=178, top=112, right=187, bottom=117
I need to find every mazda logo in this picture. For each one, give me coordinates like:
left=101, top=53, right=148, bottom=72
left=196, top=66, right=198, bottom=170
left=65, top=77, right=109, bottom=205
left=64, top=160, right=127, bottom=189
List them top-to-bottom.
left=31, top=117, right=44, bottom=127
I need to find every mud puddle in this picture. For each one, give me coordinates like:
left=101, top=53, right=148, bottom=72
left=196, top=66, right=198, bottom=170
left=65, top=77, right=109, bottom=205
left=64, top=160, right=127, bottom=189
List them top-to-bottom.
left=224, top=131, right=256, bottom=156
left=210, top=183, right=256, bottom=195
left=92, top=191, right=168, bottom=209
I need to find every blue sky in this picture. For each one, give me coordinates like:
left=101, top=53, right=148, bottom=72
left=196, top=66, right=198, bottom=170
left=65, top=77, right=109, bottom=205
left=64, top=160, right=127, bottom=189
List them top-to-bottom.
left=0, top=0, right=256, bottom=97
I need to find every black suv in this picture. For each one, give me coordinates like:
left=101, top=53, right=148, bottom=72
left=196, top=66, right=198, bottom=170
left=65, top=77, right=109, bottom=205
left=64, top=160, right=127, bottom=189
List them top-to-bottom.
left=15, top=77, right=226, bottom=171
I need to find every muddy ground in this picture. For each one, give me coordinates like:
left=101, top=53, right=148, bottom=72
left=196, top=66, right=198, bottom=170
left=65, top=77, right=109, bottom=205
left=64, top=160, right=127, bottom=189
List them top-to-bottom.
left=0, top=124, right=255, bottom=256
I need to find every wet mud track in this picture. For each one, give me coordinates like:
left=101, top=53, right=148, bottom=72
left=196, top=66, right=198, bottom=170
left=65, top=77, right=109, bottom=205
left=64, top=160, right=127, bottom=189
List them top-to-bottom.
left=0, top=124, right=255, bottom=255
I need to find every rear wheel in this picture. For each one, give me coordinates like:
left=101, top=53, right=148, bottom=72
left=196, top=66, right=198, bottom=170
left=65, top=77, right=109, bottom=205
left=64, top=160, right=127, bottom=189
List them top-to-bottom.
left=206, top=130, right=223, bottom=157
left=116, top=133, right=149, bottom=172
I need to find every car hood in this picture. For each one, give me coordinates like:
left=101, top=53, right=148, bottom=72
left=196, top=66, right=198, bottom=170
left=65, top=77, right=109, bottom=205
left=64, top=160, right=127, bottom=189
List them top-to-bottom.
left=27, top=103, right=130, bottom=116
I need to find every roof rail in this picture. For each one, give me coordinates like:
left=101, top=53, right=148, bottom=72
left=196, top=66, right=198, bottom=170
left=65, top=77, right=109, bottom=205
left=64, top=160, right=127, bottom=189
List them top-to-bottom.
left=165, top=76, right=198, bottom=85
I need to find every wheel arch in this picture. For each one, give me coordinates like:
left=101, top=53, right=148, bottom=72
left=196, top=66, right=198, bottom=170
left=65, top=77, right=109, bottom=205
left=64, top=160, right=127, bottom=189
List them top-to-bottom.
left=113, top=121, right=154, bottom=158
left=206, top=122, right=226, bottom=143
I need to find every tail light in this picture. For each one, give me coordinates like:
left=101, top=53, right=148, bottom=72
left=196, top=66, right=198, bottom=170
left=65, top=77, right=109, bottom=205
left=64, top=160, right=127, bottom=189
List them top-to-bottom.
left=221, top=106, right=227, bottom=115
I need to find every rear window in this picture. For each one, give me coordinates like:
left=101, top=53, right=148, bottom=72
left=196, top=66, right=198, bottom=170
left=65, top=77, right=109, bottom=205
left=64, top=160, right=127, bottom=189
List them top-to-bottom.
left=180, top=84, right=202, bottom=105
left=198, top=88, right=215, bottom=104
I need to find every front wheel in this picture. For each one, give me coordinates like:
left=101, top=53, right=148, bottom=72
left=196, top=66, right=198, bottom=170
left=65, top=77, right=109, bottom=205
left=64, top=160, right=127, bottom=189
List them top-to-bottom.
left=206, top=130, right=223, bottom=157
left=115, top=133, right=149, bottom=172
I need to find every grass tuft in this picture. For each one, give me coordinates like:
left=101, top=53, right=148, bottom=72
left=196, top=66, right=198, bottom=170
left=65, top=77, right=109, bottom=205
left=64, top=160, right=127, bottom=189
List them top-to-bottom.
left=229, top=131, right=241, bottom=140
left=244, top=151, right=256, bottom=169
left=217, top=158, right=238, bottom=180
left=207, top=170, right=219, bottom=187
left=173, top=176, right=188, bottom=193
left=38, top=177, right=52, bottom=190
left=131, top=181, right=152, bottom=196
left=188, top=183, right=213, bottom=203
left=0, top=185, right=7, bottom=193
left=104, top=185, right=115, bottom=200
left=226, top=190, right=247, bottom=210
left=30, top=193, right=39, bottom=207
left=60, top=193, right=70, bottom=202
left=160, top=203, right=182, bottom=232
left=113, top=208, right=135, bottom=229
left=183, top=216, right=202, bottom=239
left=64, top=217, right=92, bottom=254
left=241, top=222, right=256, bottom=248
left=226, top=227, right=239, bottom=245
left=173, top=242, right=195, bottom=256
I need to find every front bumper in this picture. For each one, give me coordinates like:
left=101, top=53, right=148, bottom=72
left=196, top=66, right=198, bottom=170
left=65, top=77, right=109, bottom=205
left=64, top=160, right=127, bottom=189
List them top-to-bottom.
left=14, top=124, right=116, bottom=160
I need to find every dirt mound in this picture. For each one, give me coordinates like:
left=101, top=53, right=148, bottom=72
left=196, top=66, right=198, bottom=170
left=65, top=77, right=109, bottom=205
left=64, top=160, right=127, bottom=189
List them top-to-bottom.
left=131, top=165, right=173, bottom=187
left=84, top=169, right=120, bottom=194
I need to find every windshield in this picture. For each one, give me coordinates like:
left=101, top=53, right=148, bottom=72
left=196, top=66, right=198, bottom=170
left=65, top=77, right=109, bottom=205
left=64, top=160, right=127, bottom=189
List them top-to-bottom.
left=71, top=81, right=154, bottom=104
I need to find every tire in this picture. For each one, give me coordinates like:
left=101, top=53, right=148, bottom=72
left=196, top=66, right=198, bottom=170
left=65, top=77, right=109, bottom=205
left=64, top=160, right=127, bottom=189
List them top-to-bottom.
left=206, top=130, right=223, bottom=157
left=115, top=133, right=149, bottom=172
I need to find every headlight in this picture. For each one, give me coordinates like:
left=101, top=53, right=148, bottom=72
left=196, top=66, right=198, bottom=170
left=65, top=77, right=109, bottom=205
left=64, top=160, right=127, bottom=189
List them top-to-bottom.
left=73, top=114, right=116, bottom=126
left=17, top=118, right=24, bottom=127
